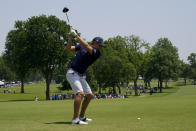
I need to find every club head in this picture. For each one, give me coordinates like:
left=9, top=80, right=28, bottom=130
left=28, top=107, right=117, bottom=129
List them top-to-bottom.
left=63, top=7, right=69, bottom=13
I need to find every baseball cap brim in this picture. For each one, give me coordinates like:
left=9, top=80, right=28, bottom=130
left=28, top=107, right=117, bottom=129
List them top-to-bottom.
left=99, top=41, right=106, bottom=47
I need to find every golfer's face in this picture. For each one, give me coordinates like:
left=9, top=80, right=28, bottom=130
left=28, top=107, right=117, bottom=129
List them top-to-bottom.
left=93, top=42, right=102, bottom=49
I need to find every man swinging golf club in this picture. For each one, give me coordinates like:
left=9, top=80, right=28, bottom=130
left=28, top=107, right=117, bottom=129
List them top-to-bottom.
left=66, top=27, right=105, bottom=125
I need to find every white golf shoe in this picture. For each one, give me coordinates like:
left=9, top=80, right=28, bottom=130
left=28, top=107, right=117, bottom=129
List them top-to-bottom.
left=79, top=116, right=93, bottom=122
left=72, top=118, right=88, bottom=125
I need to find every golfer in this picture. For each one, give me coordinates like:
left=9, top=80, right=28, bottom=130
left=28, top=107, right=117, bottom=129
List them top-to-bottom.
left=66, top=27, right=105, bottom=125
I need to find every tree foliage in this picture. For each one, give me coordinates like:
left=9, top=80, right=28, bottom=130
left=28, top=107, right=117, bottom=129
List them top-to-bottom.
left=4, top=14, right=194, bottom=98
left=4, top=15, right=71, bottom=99
left=24, top=15, right=71, bottom=100
left=4, top=21, right=31, bottom=93
left=125, top=35, right=150, bottom=95
left=93, top=36, right=136, bottom=94
left=149, top=38, right=180, bottom=92
left=188, top=53, right=196, bottom=85
left=0, top=56, right=15, bottom=81
left=179, top=60, right=190, bottom=85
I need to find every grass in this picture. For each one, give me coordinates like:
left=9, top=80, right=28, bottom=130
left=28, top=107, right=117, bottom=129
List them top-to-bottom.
left=0, top=83, right=196, bottom=131
left=0, top=83, right=73, bottom=101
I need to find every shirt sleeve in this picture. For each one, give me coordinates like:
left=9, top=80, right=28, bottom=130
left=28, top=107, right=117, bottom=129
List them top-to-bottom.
left=75, top=44, right=81, bottom=51
left=92, top=48, right=101, bottom=58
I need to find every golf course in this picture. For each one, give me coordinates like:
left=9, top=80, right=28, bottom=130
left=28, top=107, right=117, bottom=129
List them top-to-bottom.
left=1, top=0, right=196, bottom=130
left=0, top=83, right=196, bottom=131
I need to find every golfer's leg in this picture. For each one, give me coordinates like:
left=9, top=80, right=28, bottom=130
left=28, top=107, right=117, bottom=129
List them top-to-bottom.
left=66, top=71, right=83, bottom=119
left=79, top=77, right=94, bottom=117
left=74, top=92, right=84, bottom=119
left=80, top=93, right=94, bottom=117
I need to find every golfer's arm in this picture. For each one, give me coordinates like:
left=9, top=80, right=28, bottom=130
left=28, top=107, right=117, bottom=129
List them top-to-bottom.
left=66, top=35, right=75, bottom=51
left=75, top=35, right=93, bottom=54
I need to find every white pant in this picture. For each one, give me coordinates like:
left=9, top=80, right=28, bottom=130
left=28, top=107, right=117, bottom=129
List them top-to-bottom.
left=66, top=68, right=92, bottom=95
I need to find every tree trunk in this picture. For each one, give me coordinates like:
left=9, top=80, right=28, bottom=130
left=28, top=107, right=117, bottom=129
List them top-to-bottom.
left=45, top=75, right=51, bottom=100
left=184, top=78, right=187, bottom=85
left=21, top=79, right=24, bottom=93
left=194, top=79, right=196, bottom=85
left=134, top=80, right=139, bottom=96
left=144, top=80, right=147, bottom=88
left=160, top=80, right=163, bottom=93
left=165, top=80, right=168, bottom=88
left=147, top=81, right=151, bottom=87
left=125, top=82, right=128, bottom=95
left=117, top=85, right=121, bottom=94
left=98, top=86, right=102, bottom=94
left=112, top=86, right=117, bottom=94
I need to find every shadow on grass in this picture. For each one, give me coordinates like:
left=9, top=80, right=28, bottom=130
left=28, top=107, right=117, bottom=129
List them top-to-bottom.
left=175, top=84, right=186, bottom=86
left=0, top=100, right=34, bottom=102
left=45, top=122, right=72, bottom=125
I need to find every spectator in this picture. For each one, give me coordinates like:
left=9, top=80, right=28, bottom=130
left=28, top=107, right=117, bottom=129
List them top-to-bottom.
left=34, top=96, right=39, bottom=101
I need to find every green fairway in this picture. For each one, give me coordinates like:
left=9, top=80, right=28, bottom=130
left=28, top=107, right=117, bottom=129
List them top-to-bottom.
left=0, top=85, right=196, bottom=131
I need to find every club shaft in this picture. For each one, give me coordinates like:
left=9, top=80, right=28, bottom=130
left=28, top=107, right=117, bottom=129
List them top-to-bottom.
left=65, top=13, right=70, bottom=24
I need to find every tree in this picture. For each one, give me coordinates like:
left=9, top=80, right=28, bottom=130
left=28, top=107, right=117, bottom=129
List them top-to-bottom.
left=4, top=15, right=71, bottom=100
left=24, top=15, right=70, bottom=100
left=4, top=21, right=31, bottom=93
left=125, top=35, right=150, bottom=95
left=93, top=36, right=135, bottom=94
left=150, top=38, right=180, bottom=92
left=93, top=46, right=120, bottom=94
left=143, top=49, right=153, bottom=88
left=188, top=53, right=196, bottom=85
left=96, top=55, right=124, bottom=94
left=0, top=56, right=15, bottom=81
left=179, top=60, right=190, bottom=85
left=53, top=61, right=72, bottom=91
left=121, top=62, right=136, bottom=88
left=86, top=66, right=99, bottom=92
left=26, top=70, right=43, bottom=82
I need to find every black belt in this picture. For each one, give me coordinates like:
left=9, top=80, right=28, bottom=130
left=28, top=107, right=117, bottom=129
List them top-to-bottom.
left=69, top=68, right=85, bottom=77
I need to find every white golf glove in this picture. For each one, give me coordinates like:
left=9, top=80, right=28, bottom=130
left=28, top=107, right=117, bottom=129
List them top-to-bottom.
left=70, top=28, right=77, bottom=37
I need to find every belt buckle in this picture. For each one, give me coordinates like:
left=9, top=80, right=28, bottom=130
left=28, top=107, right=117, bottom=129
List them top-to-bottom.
left=70, top=68, right=84, bottom=77
left=78, top=73, right=83, bottom=77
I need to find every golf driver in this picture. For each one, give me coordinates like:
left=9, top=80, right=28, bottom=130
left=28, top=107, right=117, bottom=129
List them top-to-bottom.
left=62, top=7, right=70, bottom=25
left=62, top=7, right=77, bottom=44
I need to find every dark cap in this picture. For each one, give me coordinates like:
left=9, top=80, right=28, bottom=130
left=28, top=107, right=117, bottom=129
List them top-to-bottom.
left=92, top=37, right=105, bottom=47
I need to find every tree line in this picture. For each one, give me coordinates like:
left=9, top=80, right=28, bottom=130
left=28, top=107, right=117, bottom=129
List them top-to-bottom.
left=0, top=15, right=195, bottom=100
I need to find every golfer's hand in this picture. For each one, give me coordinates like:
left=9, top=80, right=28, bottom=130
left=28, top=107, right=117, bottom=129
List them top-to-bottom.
left=70, top=27, right=77, bottom=37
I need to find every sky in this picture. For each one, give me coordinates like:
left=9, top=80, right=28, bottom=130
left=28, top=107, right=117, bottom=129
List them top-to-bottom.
left=0, top=0, right=196, bottom=62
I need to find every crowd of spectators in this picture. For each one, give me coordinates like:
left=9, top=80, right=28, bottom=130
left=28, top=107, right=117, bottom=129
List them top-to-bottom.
left=0, top=81, right=19, bottom=88
left=41, top=85, right=160, bottom=101
left=50, top=85, right=159, bottom=101
left=126, top=85, right=153, bottom=96
left=3, top=89, right=16, bottom=94
left=50, top=93, right=126, bottom=100
left=50, top=93, right=75, bottom=100
left=94, top=93, right=125, bottom=99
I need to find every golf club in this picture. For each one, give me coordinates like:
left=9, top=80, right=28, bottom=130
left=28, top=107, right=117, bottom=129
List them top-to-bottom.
left=62, top=7, right=70, bottom=25
left=62, top=7, right=76, bottom=44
